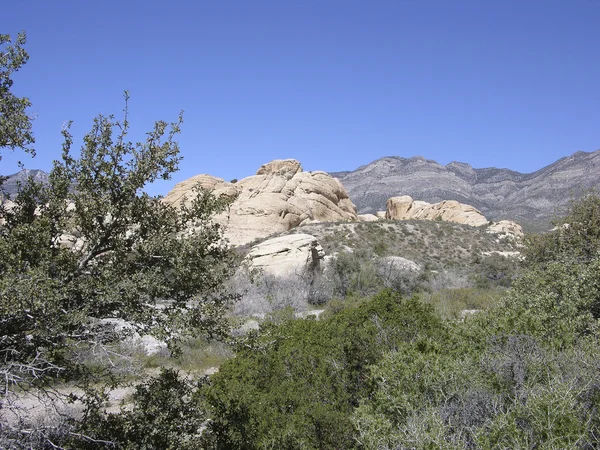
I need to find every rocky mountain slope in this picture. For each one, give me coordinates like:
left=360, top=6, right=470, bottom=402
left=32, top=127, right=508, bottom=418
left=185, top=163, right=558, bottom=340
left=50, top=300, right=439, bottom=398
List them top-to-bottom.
left=332, top=150, right=600, bottom=231
left=0, top=169, right=49, bottom=197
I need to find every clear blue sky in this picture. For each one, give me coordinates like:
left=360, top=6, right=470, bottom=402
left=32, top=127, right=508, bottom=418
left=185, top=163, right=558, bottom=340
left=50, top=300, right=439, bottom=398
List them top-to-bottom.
left=2, top=0, right=599, bottom=195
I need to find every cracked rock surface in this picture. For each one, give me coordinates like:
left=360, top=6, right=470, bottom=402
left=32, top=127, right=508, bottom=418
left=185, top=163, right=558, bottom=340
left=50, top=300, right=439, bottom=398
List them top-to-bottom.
left=163, top=159, right=357, bottom=245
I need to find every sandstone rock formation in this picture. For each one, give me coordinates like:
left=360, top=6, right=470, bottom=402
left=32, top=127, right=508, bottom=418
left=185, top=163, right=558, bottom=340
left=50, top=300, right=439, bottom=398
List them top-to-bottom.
left=164, top=159, right=357, bottom=245
left=162, top=174, right=240, bottom=208
left=385, top=195, right=488, bottom=227
left=357, top=214, right=379, bottom=222
left=486, top=220, right=524, bottom=241
left=245, top=234, right=325, bottom=278
left=378, top=256, right=421, bottom=273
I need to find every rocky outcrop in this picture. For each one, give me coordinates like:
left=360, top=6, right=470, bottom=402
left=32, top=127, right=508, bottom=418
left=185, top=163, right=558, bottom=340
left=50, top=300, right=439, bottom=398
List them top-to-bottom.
left=164, top=159, right=357, bottom=245
left=255, top=159, right=302, bottom=177
left=162, top=174, right=240, bottom=208
left=385, top=196, right=488, bottom=227
left=357, top=214, right=379, bottom=222
left=486, top=220, right=524, bottom=241
left=245, top=234, right=325, bottom=278
left=378, top=256, right=421, bottom=273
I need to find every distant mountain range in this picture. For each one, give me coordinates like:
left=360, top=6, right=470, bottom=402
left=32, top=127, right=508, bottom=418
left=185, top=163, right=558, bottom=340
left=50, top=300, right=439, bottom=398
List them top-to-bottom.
left=332, top=150, right=600, bottom=231
left=1, top=169, right=49, bottom=198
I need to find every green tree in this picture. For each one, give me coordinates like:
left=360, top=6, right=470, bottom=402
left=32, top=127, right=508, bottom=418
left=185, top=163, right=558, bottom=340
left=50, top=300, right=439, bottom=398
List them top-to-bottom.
left=0, top=31, right=34, bottom=157
left=0, top=94, right=236, bottom=447
left=523, top=190, right=600, bottom=266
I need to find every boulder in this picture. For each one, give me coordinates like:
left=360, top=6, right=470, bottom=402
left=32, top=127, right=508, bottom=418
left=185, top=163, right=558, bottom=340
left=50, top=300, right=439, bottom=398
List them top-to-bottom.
left=256, top=159, right=302, bottom=177
left=164, top=160, right=358, bottom=245
left=162, top=174, right=240, bottom=208
left=386, top=195, right=414, bottom=219
left=385, top=196, right=488, bottom=227
left=0, top=200, right=15, bottom=225
left=357, top=214, right=379, bottom=222
left=486, top=220, right=524, bottom=241
left=55, top=233, right=85, bottom=252
left=245, top=233, right=325, bottom=278
left=482, top=250, right=523, bottom=259
left=378, top=256, right=421, bottom=272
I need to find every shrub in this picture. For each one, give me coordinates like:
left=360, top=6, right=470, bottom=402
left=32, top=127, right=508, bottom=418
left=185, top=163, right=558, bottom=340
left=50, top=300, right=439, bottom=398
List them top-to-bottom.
left=203, top=290, right=448, bottom=449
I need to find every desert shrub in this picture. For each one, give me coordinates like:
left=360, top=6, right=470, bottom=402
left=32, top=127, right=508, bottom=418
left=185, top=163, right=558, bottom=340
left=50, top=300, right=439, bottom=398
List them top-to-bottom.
left=329, top=251, right=380, bottom=298
left=473, top=253, right=521, bottom=288
left=375, top=257, right=424, bottom=295
left=474, top=257, right=600, bottom=348
left=228, top=269, right=311, bottom=316
left=307, top=269, right=334, bottom=305
left=419, top=287, right=504, bottom=320
left=203, top=290, right=448, bottom=449
left=354, top=333, right=600, bottom=450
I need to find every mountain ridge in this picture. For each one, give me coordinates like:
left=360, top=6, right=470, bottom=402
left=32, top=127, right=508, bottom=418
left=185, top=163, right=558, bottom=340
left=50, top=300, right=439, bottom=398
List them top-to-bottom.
left=331, top=149, right=600, bottom=231
left=0, top=169, right=49, bottom=198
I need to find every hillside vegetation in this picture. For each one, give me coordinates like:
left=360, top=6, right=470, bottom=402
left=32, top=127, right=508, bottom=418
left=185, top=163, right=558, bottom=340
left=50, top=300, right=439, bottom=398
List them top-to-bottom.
left=291, top=219, right=518, bottom=270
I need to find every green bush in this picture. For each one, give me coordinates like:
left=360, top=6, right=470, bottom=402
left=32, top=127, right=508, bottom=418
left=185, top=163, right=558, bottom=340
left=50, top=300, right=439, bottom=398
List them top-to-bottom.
left=203, top=290, right=448, bottom=449
left=74, top=369, right=209, bottom=450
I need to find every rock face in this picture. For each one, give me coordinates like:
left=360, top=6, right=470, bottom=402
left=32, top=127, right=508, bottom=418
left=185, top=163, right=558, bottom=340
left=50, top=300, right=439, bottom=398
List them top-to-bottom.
left=332, top=150, right=600, bottom=231
left=164, top=159, right=357, bottom=245
left=162, top=174, right=240, bottom=207
left=385, top=196, right=488, bottom=227
left=486, top=220, right=524, bottom=241
left=245, top=234, right=325, bottom=278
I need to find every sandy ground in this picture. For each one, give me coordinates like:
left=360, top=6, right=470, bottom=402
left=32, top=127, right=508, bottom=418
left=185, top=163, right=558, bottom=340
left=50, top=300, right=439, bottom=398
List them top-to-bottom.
left=1, top=366, right=219, bottom=429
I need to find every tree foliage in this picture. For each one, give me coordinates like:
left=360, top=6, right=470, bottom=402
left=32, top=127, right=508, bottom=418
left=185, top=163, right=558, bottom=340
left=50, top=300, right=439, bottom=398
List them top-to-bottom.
left=0, top=31, right=34, bottom=157
left=0, top=94, right=236, bottom=447
left=523, top=190, right=600, bottom=266
left=74, top=369, right=209, bottom=450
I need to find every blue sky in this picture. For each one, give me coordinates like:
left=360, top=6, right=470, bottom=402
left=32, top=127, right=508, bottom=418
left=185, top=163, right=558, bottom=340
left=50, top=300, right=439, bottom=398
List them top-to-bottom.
left=2, top=0, right=599, bottom=195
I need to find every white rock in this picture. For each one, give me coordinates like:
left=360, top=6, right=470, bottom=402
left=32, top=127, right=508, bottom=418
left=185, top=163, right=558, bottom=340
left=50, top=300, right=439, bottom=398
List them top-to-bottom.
left=385, top=195, right=488, bottom=227
left=358, top=213, right=379, bottom=222
left=486, top=220, right=524, bottom=241
left=245, top=233, right=325, bottom=278
left=378, top=256, right=421, bottom=272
